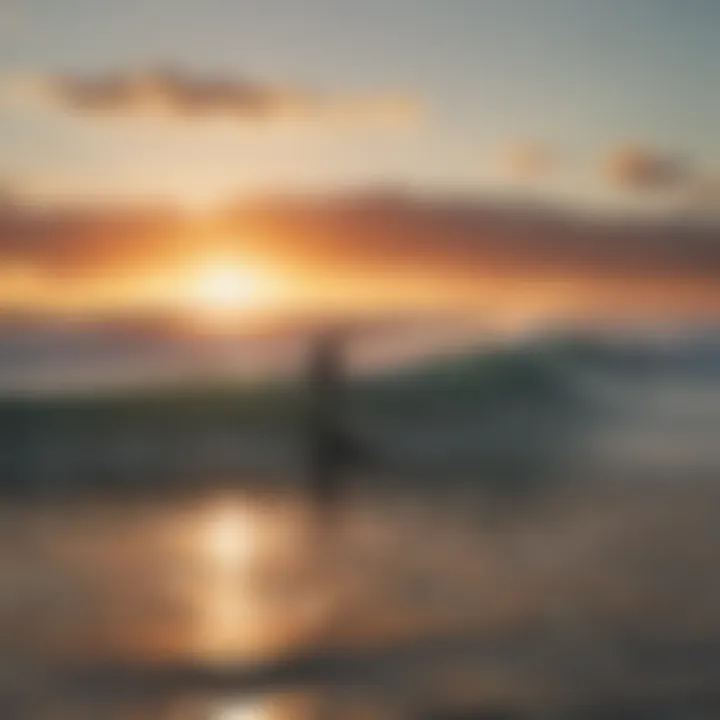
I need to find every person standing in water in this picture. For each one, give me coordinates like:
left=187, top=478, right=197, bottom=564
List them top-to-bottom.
left=304, top=327, right=363, bottom=516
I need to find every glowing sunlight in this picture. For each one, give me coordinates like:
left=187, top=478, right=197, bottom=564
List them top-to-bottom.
left=188, top=257, right=282, bottom=319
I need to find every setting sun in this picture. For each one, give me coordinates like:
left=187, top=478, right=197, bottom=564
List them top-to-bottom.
left=187, top=258, right=281, bottom=318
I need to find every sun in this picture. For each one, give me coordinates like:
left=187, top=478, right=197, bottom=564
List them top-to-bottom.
left=188, top=258, right=278, bottom=316
left=194, top=264, right=258, bottom=309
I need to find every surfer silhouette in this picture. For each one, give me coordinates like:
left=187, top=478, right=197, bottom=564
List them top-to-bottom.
left=304, top=328, right=365, bottom=514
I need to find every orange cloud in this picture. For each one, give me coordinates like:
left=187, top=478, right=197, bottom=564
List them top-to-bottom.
left=494, top=141, right=553, bottom=180
left=604, top=145, right=688, bottom=192
left=1, top=192, right=720, bottom=320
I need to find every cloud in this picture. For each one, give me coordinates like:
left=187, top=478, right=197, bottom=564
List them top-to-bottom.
left=5, top=67, right=422, bottom=127
left=494, top=141, right=553, bottom=180
left=604, top=145, right=688, bottom=192
left=685, top=174, right=720, bottom=213
left=0, top=180, right=16, bottom=205
left=2, top=191, right=720, bottom=325
left=226, top=192, right=720, bottom=283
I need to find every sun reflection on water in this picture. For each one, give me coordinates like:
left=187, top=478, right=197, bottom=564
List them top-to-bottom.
left=187, top=494, right=334, bottom=664
left=200, top=499, right=260, bottom=568
left=211, top=692, right=322, bottom=720
left=214, top=698, right=268, bottom=720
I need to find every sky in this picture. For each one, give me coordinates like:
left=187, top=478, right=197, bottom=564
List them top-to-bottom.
left=0, top=0, right=719, bottom=334
left=2, top=0, right=720, bottom=207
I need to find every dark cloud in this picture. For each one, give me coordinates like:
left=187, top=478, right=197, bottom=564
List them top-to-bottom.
left=7, top=67, right=421, bottom=126
left=604, top=146, right=688, bottom=192
left=0, top=182, right=15, bottom=206
left=221, top=192, right=720, bottom=285
left=1, top=193, right=719, bottom=321
left=0, top=202, right=192, bottom=277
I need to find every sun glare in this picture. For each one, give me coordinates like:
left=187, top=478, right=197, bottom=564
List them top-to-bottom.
left=188, top=258, right=280, bottom=319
